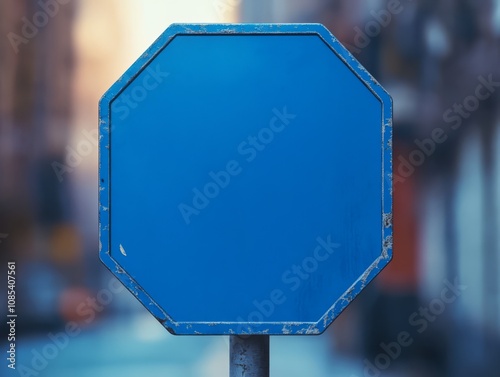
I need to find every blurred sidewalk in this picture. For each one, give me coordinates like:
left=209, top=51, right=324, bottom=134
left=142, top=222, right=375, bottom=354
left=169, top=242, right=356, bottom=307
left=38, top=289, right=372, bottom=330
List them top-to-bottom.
left=12, top=313, right=359, bottom=377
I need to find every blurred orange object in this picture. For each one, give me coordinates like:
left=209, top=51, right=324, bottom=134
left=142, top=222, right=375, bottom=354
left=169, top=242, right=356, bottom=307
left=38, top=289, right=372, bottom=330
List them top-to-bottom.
left=379, top=144, right=420, bottom=292
left=49, top=224, right=82, bottom=264
left=58, top=286, right=93, bottom=324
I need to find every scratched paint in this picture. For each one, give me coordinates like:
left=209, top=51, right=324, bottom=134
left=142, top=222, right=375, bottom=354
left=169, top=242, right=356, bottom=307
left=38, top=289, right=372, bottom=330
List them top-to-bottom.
left=230, top=336, right=270, bottom=377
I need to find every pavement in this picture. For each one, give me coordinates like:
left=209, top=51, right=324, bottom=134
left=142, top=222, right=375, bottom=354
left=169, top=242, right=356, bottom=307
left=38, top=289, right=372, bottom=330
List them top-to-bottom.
left=7, top=312, right=361, bottom=377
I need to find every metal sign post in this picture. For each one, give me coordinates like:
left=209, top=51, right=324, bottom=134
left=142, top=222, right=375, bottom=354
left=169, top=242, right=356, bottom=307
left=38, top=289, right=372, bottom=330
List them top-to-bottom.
left=99, top=23, right=392, bottom=374
left=230, top=336, right=270, bottom=377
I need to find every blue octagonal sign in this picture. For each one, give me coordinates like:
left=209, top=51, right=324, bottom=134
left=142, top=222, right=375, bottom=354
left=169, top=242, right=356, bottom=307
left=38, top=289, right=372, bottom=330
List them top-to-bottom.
left=99, top=23, right=393, bottom=335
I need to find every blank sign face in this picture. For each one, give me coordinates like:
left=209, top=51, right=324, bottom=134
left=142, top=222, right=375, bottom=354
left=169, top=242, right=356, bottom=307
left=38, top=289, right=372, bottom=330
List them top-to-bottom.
left=99, top=24, right=393, bottom=335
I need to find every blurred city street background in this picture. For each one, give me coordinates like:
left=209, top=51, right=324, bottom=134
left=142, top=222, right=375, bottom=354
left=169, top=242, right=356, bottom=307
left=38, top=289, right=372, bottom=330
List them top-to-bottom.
left=1, top=0, right=500, bottom=376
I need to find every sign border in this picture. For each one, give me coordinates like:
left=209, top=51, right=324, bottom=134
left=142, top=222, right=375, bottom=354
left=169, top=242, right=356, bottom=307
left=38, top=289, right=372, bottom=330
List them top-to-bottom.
left=99, top=23, right=393, bottom=335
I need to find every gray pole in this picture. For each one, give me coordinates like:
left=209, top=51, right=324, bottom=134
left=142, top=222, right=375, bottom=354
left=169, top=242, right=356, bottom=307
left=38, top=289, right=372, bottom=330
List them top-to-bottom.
left=230, top=335, right=270, bottom=377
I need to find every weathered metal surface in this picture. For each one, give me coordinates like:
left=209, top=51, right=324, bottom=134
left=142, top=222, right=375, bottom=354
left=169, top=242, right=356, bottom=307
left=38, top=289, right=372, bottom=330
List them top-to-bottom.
left=99, top=23, right=393, bottom=335
left=230, top=336, right=270, bottom=377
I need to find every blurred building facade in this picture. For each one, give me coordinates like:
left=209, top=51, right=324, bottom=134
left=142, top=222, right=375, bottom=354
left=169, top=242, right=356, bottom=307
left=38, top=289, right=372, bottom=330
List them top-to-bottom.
left=0, top=0, right=80, bottom=330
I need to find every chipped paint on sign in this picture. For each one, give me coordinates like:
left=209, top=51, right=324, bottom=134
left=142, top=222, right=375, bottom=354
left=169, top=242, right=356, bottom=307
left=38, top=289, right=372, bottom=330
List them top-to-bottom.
left=119, top=244, right=127, bottom=257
